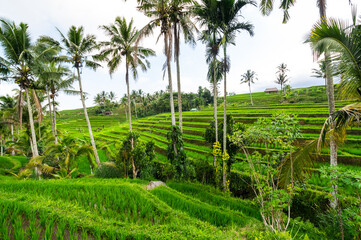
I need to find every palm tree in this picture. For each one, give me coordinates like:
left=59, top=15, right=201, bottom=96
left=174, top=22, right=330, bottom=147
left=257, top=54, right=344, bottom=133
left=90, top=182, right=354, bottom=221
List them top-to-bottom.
left=137, top=0, right=178, bottom=126
left=170, top=0, right=197, bottom=132
left=194, top=0, right=224, bottom=164
left=218, top=0, right=255, bottom=190
left=259, top=0, right=342, bottom=177
left=98, top=17, right=155, bottom=132
left=0, top=19, right=54, bottom=158
left=43, top=26, right=101, bottom=166
left=312, top=60, right=328, bottom=92
left=38, top=62, right=73, bottom=144
left=275, top=63, right=289, bottom=93
left=241, top=69, right=257, bottom=105
left=0, top=95, right=16, bottom=155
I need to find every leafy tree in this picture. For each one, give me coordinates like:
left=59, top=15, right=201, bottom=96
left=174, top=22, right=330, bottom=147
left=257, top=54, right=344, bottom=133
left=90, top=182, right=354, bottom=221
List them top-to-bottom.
left=97, top=17, right=155, bottom=132
left=240, top=69, right=257, bottom=105
left=232, top=114, right=302, bottom=233
left=204, top=115, right=246, bottom=190
left=167, top=125, right=191, bottom=179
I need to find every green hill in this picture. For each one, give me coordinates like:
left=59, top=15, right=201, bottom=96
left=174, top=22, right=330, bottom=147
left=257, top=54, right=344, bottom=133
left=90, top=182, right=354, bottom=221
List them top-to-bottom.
left=56, top=85, right=360, bottom=166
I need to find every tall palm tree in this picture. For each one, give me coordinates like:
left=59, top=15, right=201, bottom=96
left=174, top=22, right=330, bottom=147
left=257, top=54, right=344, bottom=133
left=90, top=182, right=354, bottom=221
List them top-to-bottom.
left=137, top=0, right=178, bottom=126
left=170, top=0, right=197, bottom=132
left=194, top=0, right=223, bottom=159
left=218, top=0, right=255, bottom=190
left=259, top=0, right=343, bottom=175
left=98, top=17, right=155, bottom=132
left=0, top=19, right=55, bottom=158
left=43, top=26, right=102, bottom=166
left=312, top=60, right=328, bottom=90
left=38, top=62, right=73, bottom=144
left=275, top=63, right=289, bottom=94
left=241, top=69, right=257, bottom=105
left=0, top=95, right=16, bottom=155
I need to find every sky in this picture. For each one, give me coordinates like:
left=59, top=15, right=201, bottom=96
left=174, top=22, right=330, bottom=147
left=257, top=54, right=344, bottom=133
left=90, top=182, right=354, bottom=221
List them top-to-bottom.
left=0, top=0, right=357, bottom=110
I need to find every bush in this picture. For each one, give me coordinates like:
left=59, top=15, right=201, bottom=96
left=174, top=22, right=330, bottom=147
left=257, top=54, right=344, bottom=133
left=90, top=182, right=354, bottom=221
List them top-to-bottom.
left=153, top=161, right=176, bottom=181
left=94, top=162, right=121, bottom=179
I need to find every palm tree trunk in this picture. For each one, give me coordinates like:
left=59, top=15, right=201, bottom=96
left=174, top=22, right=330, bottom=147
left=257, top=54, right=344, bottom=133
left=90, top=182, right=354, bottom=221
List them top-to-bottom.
left=320, top=4, right=337, bottom=208
left=175, top=24, right=183, bottom=132
left=165, top=31, right=176, bottom=126
left=223, top=43, right=227, bottom=191
left=213, top=56, right=218, bottom=167
left=126, top=62, right=132, bottom=132
left=76, top=67, right=100, bottom=167
left=249, top=83, right=253, bottom=105
left=19, top=88, right=23, bottom=132
left=26, top=88, right=39, bottom=157
left=47, top=90, right=55, bottom=141
left=52, top=97, right=58, bottom=145
left=134, top=99, right=138, bottom=119
left=11, top=123, right=15, bottom=156
left=0, top=138, right=3, bottom=156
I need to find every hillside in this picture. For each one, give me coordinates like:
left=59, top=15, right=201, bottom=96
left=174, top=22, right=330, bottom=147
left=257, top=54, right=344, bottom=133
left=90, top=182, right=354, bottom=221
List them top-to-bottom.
left=56, top=85, right=361, bottom=167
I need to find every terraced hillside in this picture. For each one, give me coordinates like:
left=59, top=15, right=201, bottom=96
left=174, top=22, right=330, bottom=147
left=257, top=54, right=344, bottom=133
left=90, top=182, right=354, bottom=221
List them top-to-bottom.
left=56, top=85, right=361, bottom=166
left=0, top=178, right=266, bottom=239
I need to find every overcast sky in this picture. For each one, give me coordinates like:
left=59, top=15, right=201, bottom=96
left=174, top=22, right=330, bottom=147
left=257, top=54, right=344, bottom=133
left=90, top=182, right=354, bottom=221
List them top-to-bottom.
left=0, top=0, right=357, bottom=110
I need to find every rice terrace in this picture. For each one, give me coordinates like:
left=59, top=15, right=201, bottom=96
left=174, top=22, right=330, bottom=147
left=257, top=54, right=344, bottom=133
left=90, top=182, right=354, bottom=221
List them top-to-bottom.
left=0, top=0, right=361, bottom=239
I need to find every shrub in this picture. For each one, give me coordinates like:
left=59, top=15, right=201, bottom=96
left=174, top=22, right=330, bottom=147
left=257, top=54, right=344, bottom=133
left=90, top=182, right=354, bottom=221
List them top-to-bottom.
left=94, top=162, right=121, bottom=179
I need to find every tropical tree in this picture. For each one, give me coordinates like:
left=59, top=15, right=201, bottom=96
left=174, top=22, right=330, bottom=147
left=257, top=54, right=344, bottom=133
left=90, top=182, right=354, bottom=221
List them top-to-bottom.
left=137, top=0, right=178, bottom=126
left=170, top=0, right=197, bottom=132
left=194, top=0, right=223, bottom=157
left=218, top=0, right=255, bottom=190
left=259, top=0, right=343, bottom=189
left=98, top=17, right=155, bottom=133
left=308, top=18, right=361, bottom=147
left=0, top=19, right=55, bottom=158
left=42, top=26, right=101, bottom=166
left=312, top=59, right=328, bottom=91
left=37, top=62, right=72, bottom=144
left=275, top=63, right=289, bottom=94
left=240, top=69, right=257, bottom=105
left=0, top=95, right=16, bottom=149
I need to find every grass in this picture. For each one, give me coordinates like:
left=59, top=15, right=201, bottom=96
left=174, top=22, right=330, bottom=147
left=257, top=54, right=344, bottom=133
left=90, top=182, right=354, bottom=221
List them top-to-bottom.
left=0, top=178, right=261, bottom=239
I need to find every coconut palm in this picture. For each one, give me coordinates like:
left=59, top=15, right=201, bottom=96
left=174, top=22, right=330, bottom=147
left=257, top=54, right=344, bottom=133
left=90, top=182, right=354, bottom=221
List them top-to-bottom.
left=137, top=0, right=178, bottom=126
left=170, top=0, right=197, bottom=132
left=218, top=0, right=255, bottom=190
left=259, top=0, right=344, bottom=173
left=97, top=17, right=155, bottom=132
left=308, top=18, right=361, bottom=141
left=0, top=19, right=55, bottom=158
left=42, top=26, right=101, bottom=166
left=311, top=60, right=328, bottom=91
left=37, top=62, right=73, bottom=144
left=275, top=63, right=289, bottom=94
left=241, top=69, right=257, bottom=105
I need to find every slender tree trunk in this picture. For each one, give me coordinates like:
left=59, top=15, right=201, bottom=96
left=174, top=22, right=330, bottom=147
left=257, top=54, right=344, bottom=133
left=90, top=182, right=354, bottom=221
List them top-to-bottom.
left=320, top=6, right=337, bottom=208
left=175, top=24, right=183, bottom=132
left=165, top=31, right=176, bottom=126
left=223, top=43, right=227, bottom=191
left=213, top=55, right=218, bottom=167
left=126, top=62, right=132, bottom=132
left=76, top=67, right=100, bottom=167
left=249, top=83, right=253, bottom=105
left=19, top=87, right=23, bottom=132
left=26, top=88, right=39, bottom=157
left=47, top=90, right=55, bottom=140
left=52, top=97, right=58, bottom=145
left=134, top=99, right=137, bottom=119
left=38, top=120, right=41, bottom=140
left=11, top=124, right=15, bottom=156
left=29, top=135, right=34, bottom=156
left=0, top=138, right=3, bottom=156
